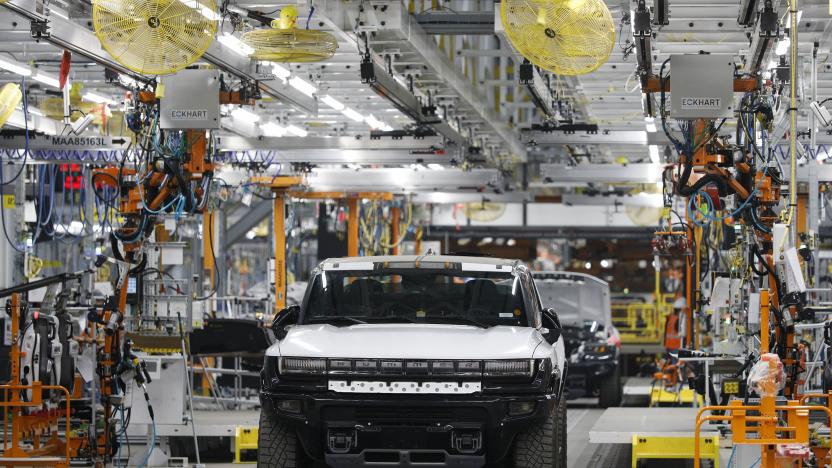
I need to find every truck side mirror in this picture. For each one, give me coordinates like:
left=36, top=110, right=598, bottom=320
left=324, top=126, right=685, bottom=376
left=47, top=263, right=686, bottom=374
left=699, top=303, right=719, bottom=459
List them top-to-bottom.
left=272, top=305, right=300, bottom=340
left=541, top=308, right=561, bottom=344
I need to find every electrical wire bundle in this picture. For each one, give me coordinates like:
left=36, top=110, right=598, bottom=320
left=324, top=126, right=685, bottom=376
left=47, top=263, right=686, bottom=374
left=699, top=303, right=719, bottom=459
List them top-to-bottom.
left=358, top=200, right=414, bottom=255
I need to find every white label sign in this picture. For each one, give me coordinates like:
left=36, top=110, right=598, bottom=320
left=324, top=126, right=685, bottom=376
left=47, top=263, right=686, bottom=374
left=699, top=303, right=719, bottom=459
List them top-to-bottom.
left=680, top=97, right=722, bottom=109
left=170, top=109, right=209, bottom=121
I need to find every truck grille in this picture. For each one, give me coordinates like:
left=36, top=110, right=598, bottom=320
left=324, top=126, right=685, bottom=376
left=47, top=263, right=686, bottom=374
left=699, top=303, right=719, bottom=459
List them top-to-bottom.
left=324, top=406, right=486, bottom=426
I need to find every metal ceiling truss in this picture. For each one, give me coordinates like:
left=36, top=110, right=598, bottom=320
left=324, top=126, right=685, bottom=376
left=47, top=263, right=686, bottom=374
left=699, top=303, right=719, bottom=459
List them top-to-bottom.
left=0, top=0, right=317, bottom=114
left=342, top=0, right=527, bottom=160
left=304, top=168, right=502, bottom=193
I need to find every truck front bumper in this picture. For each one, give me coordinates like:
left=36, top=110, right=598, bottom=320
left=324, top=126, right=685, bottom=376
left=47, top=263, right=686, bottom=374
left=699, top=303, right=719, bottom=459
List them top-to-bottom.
left=564, top=360, right=616, bottom=399
left=260, top=390, right=556, bottom=466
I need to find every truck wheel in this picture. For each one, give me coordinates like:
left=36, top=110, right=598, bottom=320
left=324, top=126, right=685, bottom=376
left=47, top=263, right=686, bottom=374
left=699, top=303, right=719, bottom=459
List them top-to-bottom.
left=598, top=365, right=622, bottom=408
left=512, top=399, right=566, bottom=467
left=257, top=408, right=308, bottom=467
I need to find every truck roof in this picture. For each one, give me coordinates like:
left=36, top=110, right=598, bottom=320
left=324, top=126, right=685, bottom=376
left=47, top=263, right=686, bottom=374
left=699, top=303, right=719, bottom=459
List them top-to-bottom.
left=319, top=255, right=522, bottom=271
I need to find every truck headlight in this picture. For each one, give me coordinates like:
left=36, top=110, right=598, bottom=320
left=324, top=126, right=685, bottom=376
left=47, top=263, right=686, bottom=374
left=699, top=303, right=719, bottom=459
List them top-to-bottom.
left=280, top=357, right=327, bottom=374
left=483, top=359, right=534, bottom=377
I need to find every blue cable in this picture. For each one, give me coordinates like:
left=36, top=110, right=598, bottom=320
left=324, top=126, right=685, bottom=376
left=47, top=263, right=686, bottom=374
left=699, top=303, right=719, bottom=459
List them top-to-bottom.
left=726, top=445, right=736, bottom=468
left=749, top=456, right=761, bottom=468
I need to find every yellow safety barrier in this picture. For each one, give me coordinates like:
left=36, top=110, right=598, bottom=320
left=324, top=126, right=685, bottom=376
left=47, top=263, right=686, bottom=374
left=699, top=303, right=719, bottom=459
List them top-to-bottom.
left=612, top=295, right=675, bottom=345
left=234, top=426, right=258, bottom=464
left=632, top=434, right=719, bottom=468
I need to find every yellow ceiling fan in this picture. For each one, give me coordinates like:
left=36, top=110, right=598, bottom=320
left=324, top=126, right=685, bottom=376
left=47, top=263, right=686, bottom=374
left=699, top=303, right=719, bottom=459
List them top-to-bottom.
left=92, top=0, right=218, bottom=75
left=501, top=0, right=615, bottom=76
left=241, top=5, right=338, bottom=63
left=0, top=84, right=23, bottom=128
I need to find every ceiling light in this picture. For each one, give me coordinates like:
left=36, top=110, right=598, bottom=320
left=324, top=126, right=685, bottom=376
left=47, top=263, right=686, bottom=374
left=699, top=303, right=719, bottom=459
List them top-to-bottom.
left=218, top=33, right=254, bottom=56
left=775, top=36, right=790, bottom=56
left=0, top=56, right=31, bottom=77
left=767, top=60, right=778, bottom=70
left=270, top=63, right=291, bottom=81
left=31, top=72, right=59, bottom=88
left=119, top=74, right=139, bottom=88
left=288, top=76, right=316, bottom=97
left=83, top=92, right=113, bottom=104
left=320, top=95, right=345, bottom=111
left=231, top=107, right=260, bottom=123
left=342, top=108, right=364, bottom=122
left=365, top=114, right=386, bottom=130
left=644, top=116, right=657, bottom=133
left=260, top=122, right=286, bottom=137
left=380, top=124, right=394, bottom=131
left=286, top=125, right=308, bottom=137
left=649, top=145, right=661, bottom=164
left=427, top=163, right=445, bottom=170
left=585, top=262, right=592, bottom=270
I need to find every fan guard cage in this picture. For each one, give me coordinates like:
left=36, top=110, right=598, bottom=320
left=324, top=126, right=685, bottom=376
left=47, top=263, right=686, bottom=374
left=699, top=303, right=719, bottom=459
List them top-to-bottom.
left=92, top=0, right=218, bottom=75
left=501, top=0, right=614, bottom=76
left=241, top=28, right=338, bottom=62
left=0, top=83, right=22, bottom=128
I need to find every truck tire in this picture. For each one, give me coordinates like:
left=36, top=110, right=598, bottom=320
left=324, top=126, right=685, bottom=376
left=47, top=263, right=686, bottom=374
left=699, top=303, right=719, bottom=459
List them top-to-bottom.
left=598, top=365, right=622, bottom=408
left=511, top=398, right=566, bottom=467
left=257, top=408, right=308, bottom=467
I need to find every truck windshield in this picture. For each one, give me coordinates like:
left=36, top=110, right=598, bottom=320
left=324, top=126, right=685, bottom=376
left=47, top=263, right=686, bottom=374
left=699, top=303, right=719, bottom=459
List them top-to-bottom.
left=303, top=269, right=529, bottom=328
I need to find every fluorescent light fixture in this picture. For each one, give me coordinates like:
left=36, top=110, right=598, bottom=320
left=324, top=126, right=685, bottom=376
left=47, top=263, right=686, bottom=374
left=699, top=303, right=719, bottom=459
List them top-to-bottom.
left=218, top=33, right=254, bottom=56
left=775, top=37, right=790, bottom=56
left=0, top=56, right=31, bottom=77
left=767, top=60, right=778, bottom=70
left=271, top=63, right=291, bottom=81
left=31, top=72, right=59, bottom=88
left=119, top=74, right=139, bottom=88
left=288, top=76, right=316, bottom=97
left=83, top=92, right=113, bottom=104
left=320, top=95, right=345, bottom=111
left=231, top=107, right=260, bottom=123
left=342, top=108, right=364, bottom=122
left=365, top=114, right=386, bottom=130
left=644, top=116, right=657, bottom=133
left=260, top=122, right=286, bottom=137
left=286, top=125, right=308, bottom=137
left=649, top=145, right=661, bottom=164
left=427, top=163, right=445, bottom=170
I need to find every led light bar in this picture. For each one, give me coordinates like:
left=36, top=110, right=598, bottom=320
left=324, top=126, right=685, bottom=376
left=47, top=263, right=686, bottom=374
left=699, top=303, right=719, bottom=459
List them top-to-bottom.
left=280, top=357, right=534, bottom=378
left=280, top=357, right=327, bottom=374
left=483, top=359, right=534, bottom=377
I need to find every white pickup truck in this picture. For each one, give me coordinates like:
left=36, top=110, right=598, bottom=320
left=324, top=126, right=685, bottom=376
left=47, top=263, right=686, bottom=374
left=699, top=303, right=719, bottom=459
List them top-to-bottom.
left=258, top=255, right=567, bottom=467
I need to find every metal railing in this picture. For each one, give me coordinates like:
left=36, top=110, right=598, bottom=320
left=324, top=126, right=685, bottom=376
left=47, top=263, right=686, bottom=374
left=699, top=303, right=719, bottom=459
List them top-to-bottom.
left=612, top=296, right=675, bottom=344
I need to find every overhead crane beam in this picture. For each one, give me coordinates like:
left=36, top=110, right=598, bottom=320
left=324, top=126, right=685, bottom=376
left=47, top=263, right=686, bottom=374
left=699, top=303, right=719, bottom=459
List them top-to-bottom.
left=0, top=0, right=317, bottom=114
left=310, top=0, right=527, bottom=159
left=253, top=176, right=393, bottom=314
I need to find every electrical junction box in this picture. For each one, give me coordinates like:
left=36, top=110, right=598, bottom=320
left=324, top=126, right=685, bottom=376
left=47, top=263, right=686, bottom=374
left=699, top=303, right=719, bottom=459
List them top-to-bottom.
left=670, top=55, right=734, bottom=119
left=160, top=69, right=220, bottom=130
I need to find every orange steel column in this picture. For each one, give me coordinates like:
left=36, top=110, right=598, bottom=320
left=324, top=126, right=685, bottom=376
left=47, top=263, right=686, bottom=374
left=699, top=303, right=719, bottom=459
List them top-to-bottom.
left=273, top=194, right=286, bottom=314
left=348, top=198, right=359, bottom=257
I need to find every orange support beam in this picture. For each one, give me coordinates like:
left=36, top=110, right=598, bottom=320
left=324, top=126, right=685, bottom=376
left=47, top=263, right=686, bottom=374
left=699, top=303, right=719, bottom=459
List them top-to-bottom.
left=273, top=194, right=286, bottom=315
left=348, top=198, right=359, bottom=257
left=391, top=206, right=401, bottom=256
left=203, top=210, right=215, bottom=288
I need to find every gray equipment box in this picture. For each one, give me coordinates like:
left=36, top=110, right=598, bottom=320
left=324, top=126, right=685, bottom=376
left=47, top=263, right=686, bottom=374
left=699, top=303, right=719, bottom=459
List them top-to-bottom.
left=670, top=55, right=734, bottom=119
left=160, top=69, right=220, bottom=130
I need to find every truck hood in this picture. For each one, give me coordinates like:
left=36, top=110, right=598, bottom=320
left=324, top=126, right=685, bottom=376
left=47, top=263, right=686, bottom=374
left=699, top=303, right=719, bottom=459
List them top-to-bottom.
left=273, top=324, right=545, bottom=360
